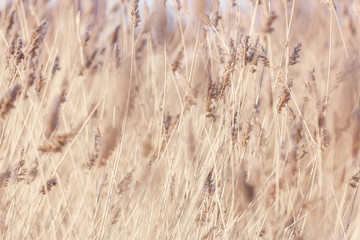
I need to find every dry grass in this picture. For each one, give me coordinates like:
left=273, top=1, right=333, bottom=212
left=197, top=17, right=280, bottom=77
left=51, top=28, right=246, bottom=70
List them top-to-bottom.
left=0, top=0, right=360, bottom=239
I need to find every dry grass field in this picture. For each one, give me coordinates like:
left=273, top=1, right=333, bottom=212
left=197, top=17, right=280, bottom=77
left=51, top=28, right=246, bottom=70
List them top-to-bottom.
left=0, top=0, right=360, bottom=239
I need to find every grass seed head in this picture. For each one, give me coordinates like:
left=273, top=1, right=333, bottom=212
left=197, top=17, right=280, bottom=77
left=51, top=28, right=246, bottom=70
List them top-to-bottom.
left=130, top=0, right=141, bottom=28
left=262, top=11, right=277, bottom=33
left=26, top=20, right=48, bottom=61
left=289, top=42, right=302, bottom=66
left=0, top=83, right=22, bottom=118
left=45, top=96, right=62, bottom=139
left=40, top=177, right=57, bottom=194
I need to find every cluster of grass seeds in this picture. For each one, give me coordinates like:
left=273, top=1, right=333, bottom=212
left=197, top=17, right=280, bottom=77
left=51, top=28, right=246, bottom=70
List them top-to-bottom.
left=0, top=0, right=360, bottom=239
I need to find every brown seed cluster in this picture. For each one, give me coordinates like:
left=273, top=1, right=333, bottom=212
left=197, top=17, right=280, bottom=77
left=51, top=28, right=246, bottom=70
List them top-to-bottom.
left=129, top=0, right=140, bottom=29
left=289, top=42, right=302, bottom=66
left=0, top=83, right=22, bottom=118
left=40, top=177, right=57, bottom=194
